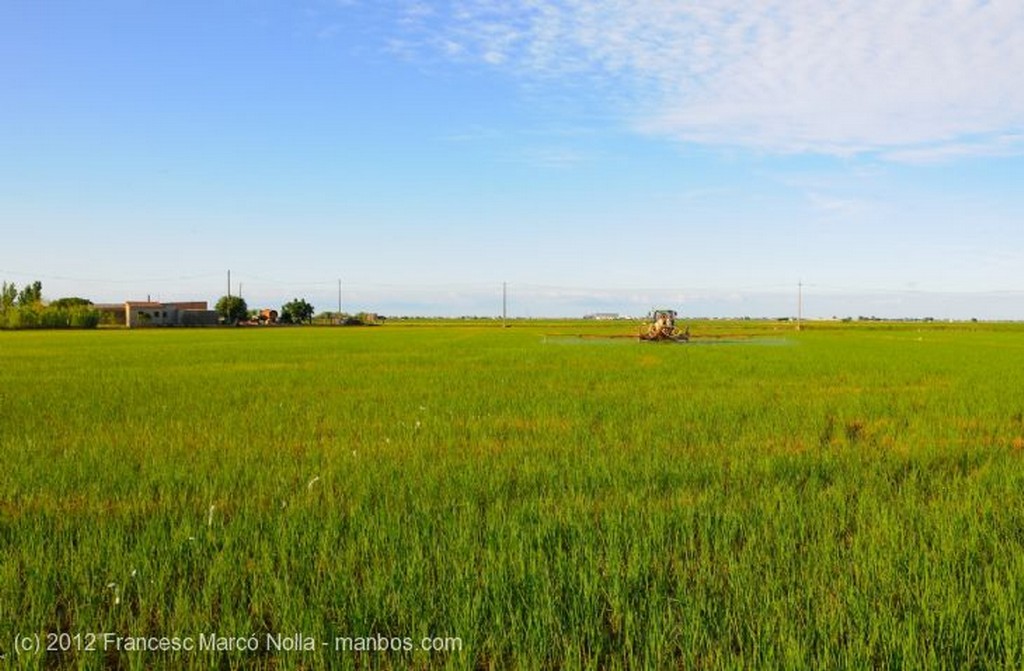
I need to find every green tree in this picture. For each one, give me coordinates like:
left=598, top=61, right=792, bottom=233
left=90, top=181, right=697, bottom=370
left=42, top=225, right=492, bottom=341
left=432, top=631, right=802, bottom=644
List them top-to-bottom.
left=1, top=281, right=17, bottom=313
left=17, top=281, right=42, bottom=306
left=0, top=284, right=99, bottom=330
left=215, top=295, right=248, bottom=324
left=50, top=297, right=93, bottom=309
left=281, top=298, right=314, bottom=325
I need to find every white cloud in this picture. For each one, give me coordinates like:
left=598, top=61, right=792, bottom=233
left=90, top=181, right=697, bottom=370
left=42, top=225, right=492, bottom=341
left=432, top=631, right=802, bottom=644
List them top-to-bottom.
left=403, top=0, right=1024, bottom=159
left=317, top=23, right=343, bottom=40
left=881, top=133, right=1024, bottom=163
left=516, top=145, right=591, bottom=168
left=807, top=193, right=869, bottom=220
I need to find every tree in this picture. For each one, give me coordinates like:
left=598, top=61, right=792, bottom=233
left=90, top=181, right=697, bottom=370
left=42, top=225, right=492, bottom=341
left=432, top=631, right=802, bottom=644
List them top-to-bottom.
left=17, top=281, right=42, bottom=306
left=0, top=282, right=99, bottom=330
left=1, top=282, right=17, bottom=313
left=215, top=295, right=248, bottom=324
left=42, top=297, right=99, bottom=329
left=50, top=297, right=93, bottom=309
left=281, top=298, right=314, bottom=325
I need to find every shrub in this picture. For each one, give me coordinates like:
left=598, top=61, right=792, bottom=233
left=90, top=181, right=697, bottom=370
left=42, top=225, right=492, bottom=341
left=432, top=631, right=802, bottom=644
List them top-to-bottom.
left=0, top=305, right=100, bottom=330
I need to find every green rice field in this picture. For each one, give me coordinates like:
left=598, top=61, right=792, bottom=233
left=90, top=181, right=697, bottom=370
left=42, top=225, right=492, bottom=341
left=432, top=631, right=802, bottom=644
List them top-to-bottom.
left=3, top=320, right=1024, bottom=669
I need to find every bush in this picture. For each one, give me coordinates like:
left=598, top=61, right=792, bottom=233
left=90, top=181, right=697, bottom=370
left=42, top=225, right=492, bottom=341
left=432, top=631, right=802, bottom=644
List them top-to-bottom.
left=0, top=305, right=100, bottom=330
left=8, top=306, right=39, bottom=329
left=39, top=307, right=67, bottom=329
left=69, top=307, right=100, bottom=328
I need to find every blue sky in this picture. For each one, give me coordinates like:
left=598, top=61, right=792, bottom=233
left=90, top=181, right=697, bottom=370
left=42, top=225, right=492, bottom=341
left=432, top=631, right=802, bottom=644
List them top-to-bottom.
left=2, top=1, right=1023, bottom=318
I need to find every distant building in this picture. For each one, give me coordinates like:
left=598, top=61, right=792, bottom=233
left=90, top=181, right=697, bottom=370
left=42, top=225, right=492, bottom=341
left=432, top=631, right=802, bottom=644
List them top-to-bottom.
left=125, top=301, right=218, bottom=328
left=584, top=312, right=620, bottom=320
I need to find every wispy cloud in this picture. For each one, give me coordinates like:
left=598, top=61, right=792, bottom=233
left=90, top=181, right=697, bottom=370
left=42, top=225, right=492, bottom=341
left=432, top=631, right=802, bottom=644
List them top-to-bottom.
left=399, top=1, right=1024, bottom=160
left=317, top=23, right=343, bottom=40
left=881, top=133, right=1024, bottom=164
left=515, top=146, right=591, bottom=168
left=807, top=192, right=871, bottom=221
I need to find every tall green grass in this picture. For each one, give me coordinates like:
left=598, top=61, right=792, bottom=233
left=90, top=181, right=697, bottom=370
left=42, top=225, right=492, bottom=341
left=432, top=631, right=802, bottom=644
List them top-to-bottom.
left=2, top=322, right=1024, bottom=668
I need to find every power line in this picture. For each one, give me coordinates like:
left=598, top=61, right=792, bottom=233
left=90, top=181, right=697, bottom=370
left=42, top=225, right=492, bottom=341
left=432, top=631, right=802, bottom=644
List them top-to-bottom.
left=0, top=269, right=221, bottom=284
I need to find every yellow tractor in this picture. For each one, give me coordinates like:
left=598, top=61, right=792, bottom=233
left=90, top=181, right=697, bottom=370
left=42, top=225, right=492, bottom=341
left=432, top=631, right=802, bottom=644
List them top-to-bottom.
left=639, top=309, right=690, bottom=342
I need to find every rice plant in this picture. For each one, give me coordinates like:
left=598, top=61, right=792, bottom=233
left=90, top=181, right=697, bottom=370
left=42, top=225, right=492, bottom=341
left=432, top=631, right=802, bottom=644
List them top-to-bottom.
left=2, top=321, right=1024, bottom=668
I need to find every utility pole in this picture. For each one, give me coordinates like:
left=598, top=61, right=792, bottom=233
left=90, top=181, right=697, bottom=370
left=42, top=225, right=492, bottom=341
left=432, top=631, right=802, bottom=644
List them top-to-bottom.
left=227, top=270, right=231, bottom=299
left=338, top=279, right=342, bottom=317
left=797, top=280, right=803, bottom=331
left=502, top=282, right=507, bottom=328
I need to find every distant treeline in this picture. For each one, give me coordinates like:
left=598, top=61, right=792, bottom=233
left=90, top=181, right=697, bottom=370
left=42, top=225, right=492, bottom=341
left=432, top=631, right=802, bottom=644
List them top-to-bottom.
left=1, top=281, right=100, bottom=330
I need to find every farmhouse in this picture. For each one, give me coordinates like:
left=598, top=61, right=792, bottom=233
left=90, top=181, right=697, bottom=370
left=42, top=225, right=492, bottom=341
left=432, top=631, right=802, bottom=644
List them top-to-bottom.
left=124, top=301, right=219, bottom=328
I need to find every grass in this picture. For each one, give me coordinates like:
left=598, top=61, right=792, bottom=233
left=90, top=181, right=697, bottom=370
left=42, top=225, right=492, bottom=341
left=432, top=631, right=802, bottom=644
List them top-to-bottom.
left=2, top=321, right=1024, bottom=668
